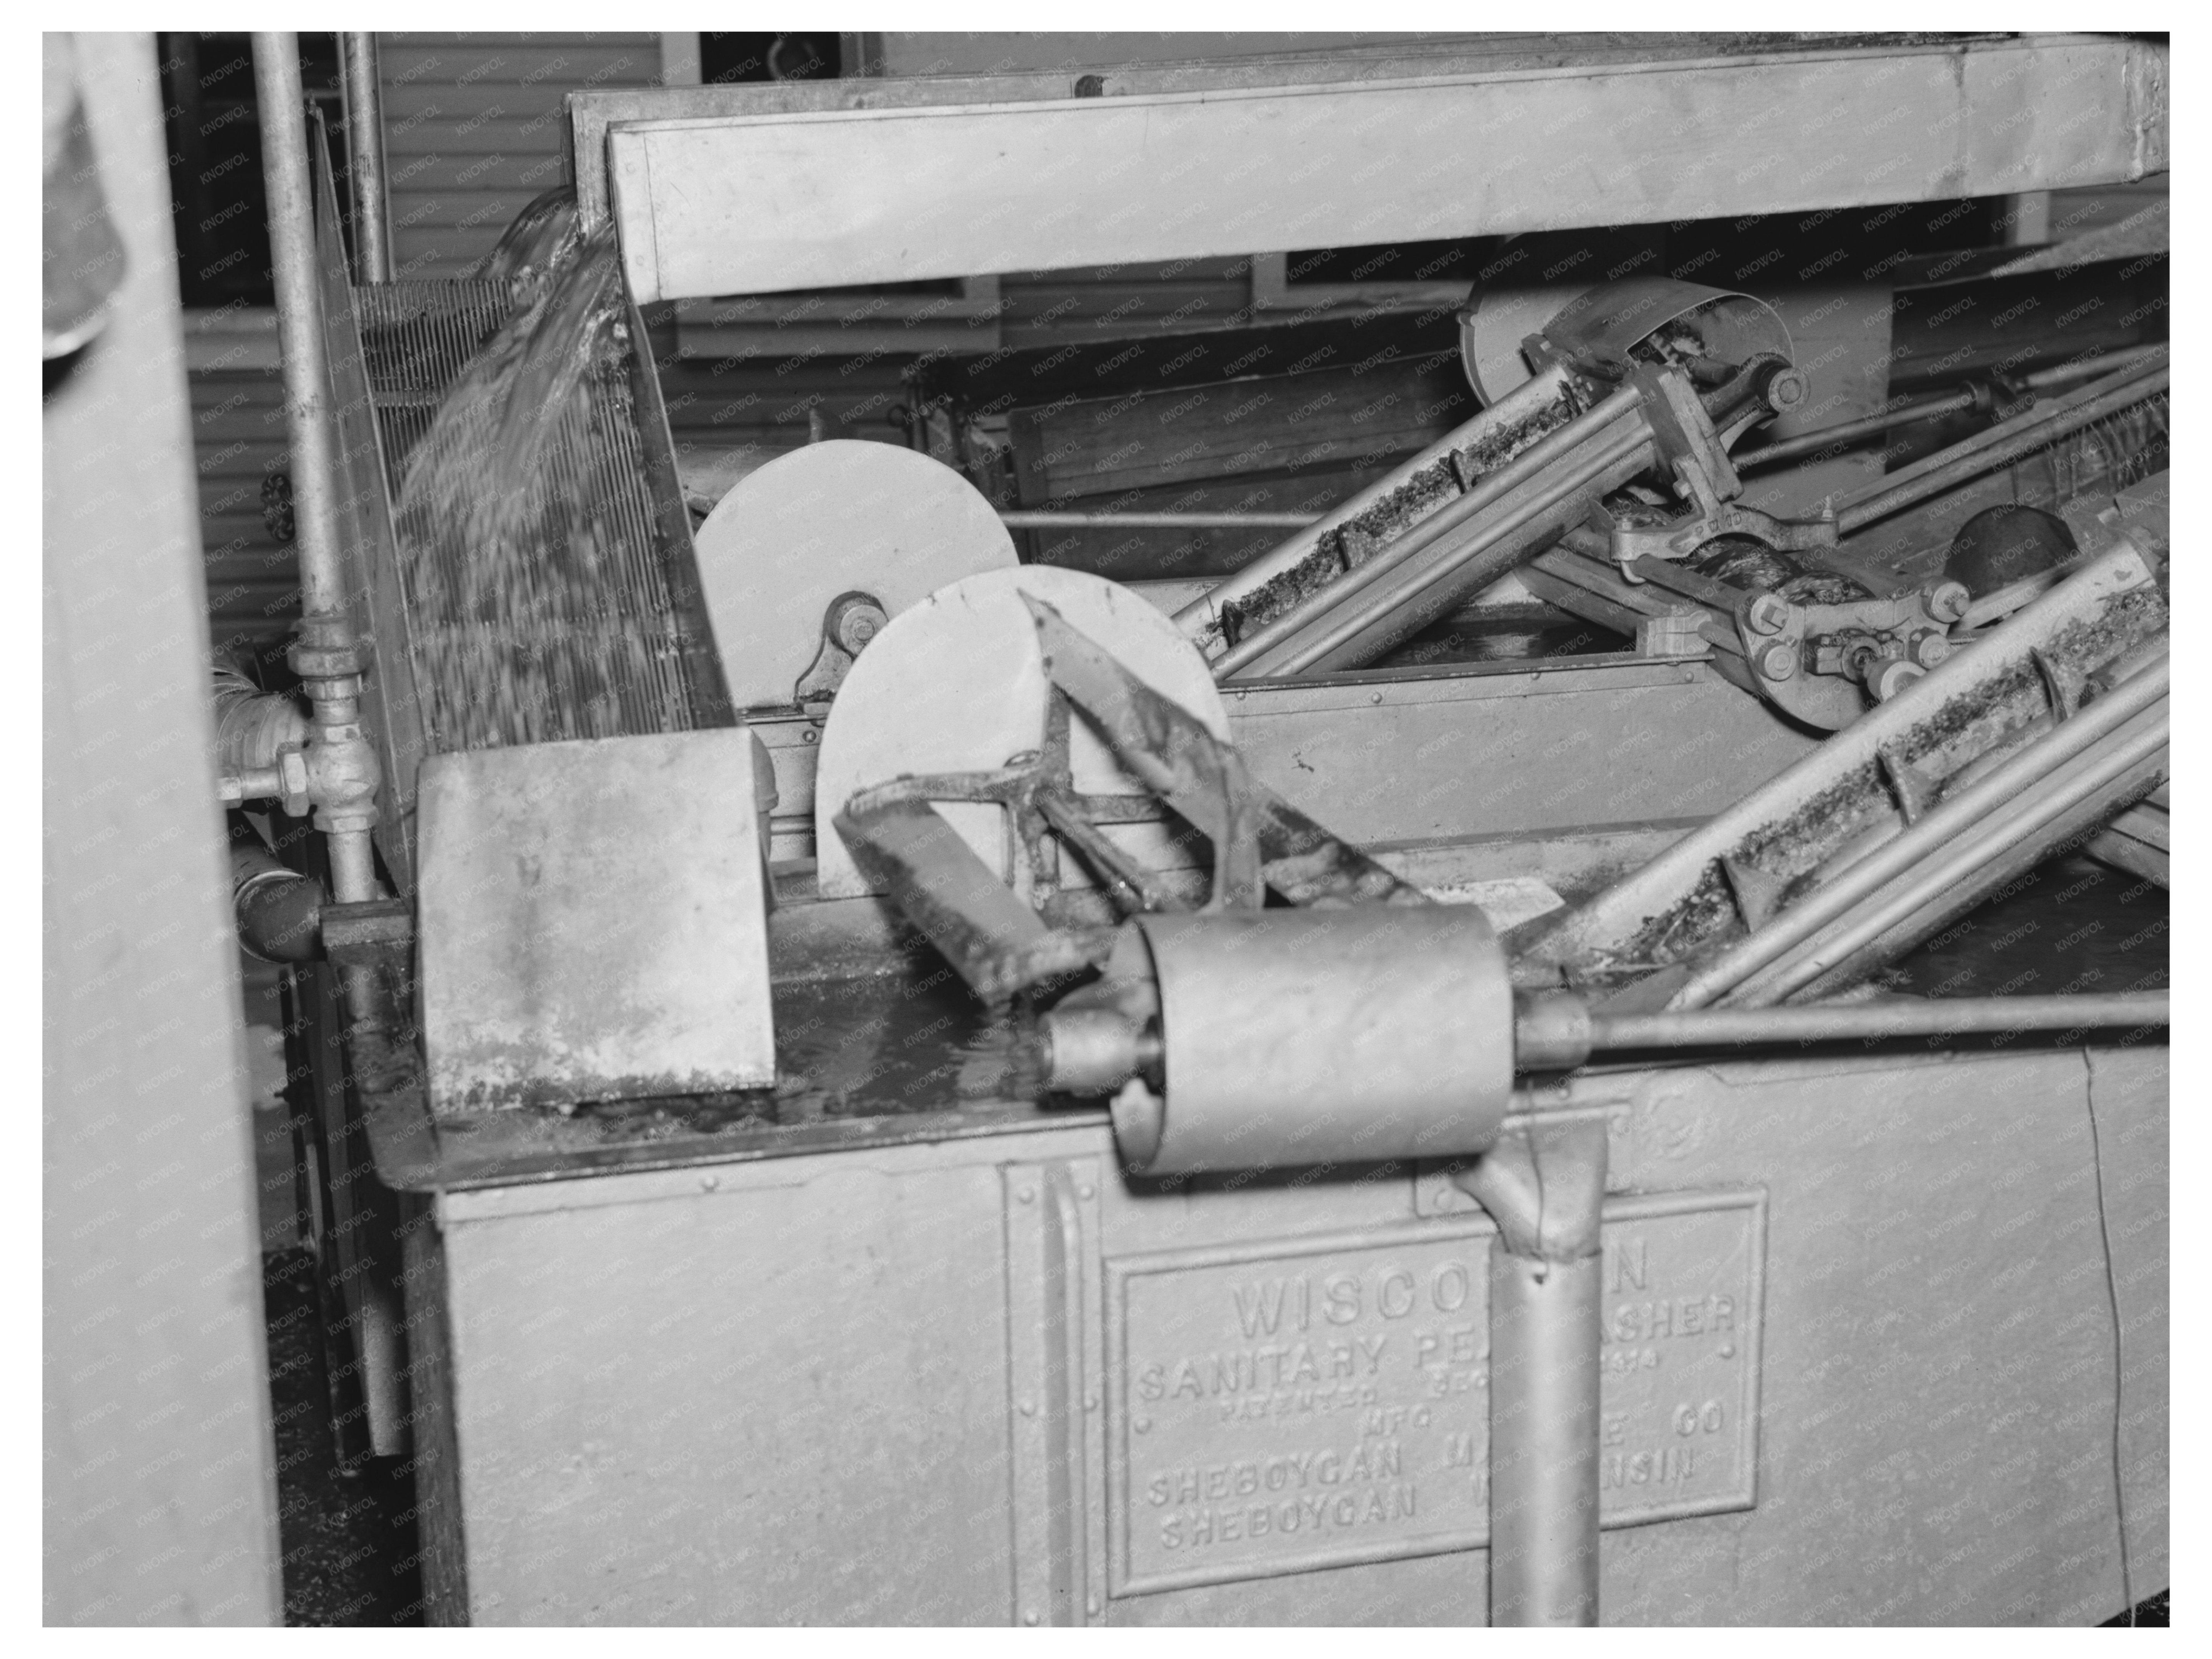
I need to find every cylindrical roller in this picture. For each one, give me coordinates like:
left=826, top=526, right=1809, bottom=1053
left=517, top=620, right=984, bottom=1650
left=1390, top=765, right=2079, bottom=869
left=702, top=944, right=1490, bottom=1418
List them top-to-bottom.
left=1113, top=906, right=1513, bottom=1174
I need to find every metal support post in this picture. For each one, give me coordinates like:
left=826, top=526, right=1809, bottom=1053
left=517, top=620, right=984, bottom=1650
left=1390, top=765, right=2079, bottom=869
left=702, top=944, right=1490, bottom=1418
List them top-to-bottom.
left=339, top=32, right=391, bottom=283
left=253, top=33, right=381, bottom=908
left=1454, top=1115, right=1609, bottom=1626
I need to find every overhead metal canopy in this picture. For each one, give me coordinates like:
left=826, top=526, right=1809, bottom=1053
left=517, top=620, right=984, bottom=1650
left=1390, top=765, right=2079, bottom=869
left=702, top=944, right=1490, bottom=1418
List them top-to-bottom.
left=590, top=34, right=2167, bottom=303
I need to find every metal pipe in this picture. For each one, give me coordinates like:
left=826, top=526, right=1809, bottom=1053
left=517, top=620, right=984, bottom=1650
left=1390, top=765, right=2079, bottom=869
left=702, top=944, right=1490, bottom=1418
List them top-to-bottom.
left=339, top=32, right=391, bottom=283
left=254, top=33, right=347, bottom=622
left=256, top=34, right=381, bottom=910
left=1741, top=343, right=2171, bottom=473
left=2022, top=343, right=2166, bottom=391
left=1833, top=360, right=2168, bottom=535
left=1173, top=361, right=1579, bottom=649
left=1212, top=386, right=1648, bottom=680
left=1733, top=386, right=1981, bottom=470
left=1265, top=425, right=1650, bottom=678
left=999, top=510, right=1319, bottom=529
left=1520, top=540, right=2162, bottom=972
left=1667, top=653, right=2170, bottom=1009
left=1730, top=715, right=2168, bottom=1008
left=1786, top=744, right=2171, bottom=1002
left=1592, top=992, right=2167, bottom=1050
left=1454, top=1118, right=1606, bottom=1626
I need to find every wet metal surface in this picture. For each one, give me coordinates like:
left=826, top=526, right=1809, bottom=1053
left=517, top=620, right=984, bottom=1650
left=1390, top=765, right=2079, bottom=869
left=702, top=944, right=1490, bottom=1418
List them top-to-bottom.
left=369, top=841, right=2167, bottom=1198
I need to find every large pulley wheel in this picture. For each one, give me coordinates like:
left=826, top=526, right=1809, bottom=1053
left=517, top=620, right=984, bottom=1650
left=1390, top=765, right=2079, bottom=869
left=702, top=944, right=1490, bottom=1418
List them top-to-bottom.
left=691, top=440, right=1018, bottom=711
left=813, top=567, right=1232, bottom=901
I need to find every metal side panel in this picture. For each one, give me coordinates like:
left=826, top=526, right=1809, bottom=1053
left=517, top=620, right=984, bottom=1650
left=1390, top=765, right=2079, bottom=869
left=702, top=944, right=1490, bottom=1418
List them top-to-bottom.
left=604, top=36, right=2164, bottom=302
left=752, top=660, right=1818, bottom=868
left=1223, top=662, right=1818, bottom=849
left=417, top=728, right=775, bottom=1114
left=425, top=1044, right=2164, bottom=1625
left=440, top=1151, right=1022, bottom=1624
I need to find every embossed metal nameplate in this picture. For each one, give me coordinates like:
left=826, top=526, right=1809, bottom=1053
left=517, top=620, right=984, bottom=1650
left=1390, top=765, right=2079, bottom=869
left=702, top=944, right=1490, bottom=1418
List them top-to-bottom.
left=1105, top=1190, right=1765, bottom=1595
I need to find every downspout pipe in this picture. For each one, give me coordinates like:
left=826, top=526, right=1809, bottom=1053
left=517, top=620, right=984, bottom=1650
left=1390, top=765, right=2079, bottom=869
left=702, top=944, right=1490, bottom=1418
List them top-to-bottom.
left=338, top=32, right=391, bottom=283
left=253, top=33, right=381, bottom=910
left=1453, top=1115, right=1609, bottom=1626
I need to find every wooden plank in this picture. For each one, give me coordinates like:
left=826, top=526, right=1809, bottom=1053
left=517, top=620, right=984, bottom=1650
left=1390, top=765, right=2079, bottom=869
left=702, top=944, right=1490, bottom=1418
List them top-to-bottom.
left=382, top=33, right=662, bottom=277
left=605, top=36, right=2165, bottom=303
left=379, top=39, right=659, bottom=83
left=383, top=117, right=569, bottom=157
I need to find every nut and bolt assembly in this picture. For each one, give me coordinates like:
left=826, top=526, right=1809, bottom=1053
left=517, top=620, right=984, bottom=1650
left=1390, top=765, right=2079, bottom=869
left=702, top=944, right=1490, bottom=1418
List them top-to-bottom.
left=1743, top=593, right=1793, bottom=636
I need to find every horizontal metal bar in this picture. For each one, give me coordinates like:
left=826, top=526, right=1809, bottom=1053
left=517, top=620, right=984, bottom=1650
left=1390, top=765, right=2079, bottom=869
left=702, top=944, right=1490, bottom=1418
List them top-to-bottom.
left=2022, top=343, right=2169, bottom=391
left=1833, top=356, right=2168, bottom=534
left=1733, top=388, right=1980, bottom=470
left=1000, top=511, right=1319, bottom=530
left=1593, top=993, right=2167, bottom=1050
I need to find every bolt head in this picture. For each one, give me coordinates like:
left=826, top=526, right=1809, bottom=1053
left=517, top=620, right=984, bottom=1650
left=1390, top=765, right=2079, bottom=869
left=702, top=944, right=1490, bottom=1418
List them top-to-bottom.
left=1765, top=367, right=1810, bottom=413
left=1926, top=580, right=1972, bottom=624
left=1744, top=593, right=1791, bottom=636
left=833, top=598, right=889, bottom=655
left=1909, top=630, right=1952, bottom=669
left=1754, top=640, right=1798, bottom=682
left=277, top=748, right=313, bottom=817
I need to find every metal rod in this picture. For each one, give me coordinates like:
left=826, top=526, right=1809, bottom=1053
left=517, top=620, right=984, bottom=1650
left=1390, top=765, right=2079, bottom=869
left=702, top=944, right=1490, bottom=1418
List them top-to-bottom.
left=253, top=32, right=346, bottom=621
left=339, top=32, right=391, bottom=283
left=256, top=35, right=381, bottom=911
left=2022, top=343, right=2166, bottom=391
left=1833, top=360, right=2168, bottom=535
left=1173, top=361, right=1580, bottom=650
left=1212, top=386, right=1649, bottom=680
left=1733, top=387, right=1980, bottom=470
left=1264, top=423, right=1650, bottom=678
left=1000, top=510, right=1319, bottom=529
left=1521, top=540, right=2162, bottom=972
left=1668, top=652, right=2170, bottom=1010
left=1730, top=715, right=2169, bottom=1008
left=1785, top=744, right=2171, bottom=1003
left=1593, top=992, right=2167, bottom=1050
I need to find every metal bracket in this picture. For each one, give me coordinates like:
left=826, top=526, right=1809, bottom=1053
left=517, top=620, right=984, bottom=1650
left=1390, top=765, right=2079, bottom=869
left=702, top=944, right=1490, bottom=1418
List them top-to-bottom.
left=1608, top=500, right=1841, bottom=575
left=792, top=589, right=889, bottom=713
left=835, top=601, right=1429, bottom=1008
left=321, top=896, right=413, bottom=965
left=1003, top=1159, right=1107, bottom=1626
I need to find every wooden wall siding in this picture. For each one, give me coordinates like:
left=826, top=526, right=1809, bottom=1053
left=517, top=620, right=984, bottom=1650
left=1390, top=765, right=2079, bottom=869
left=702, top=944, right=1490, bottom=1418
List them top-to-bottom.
left=378, top=32, right=664, bottom=278
left=998, top=258, right=1262, bottom=346
left=656, top=353, right=916, bottom=481
left=1008, top=356, right=1472, bottom=505
left=191, top=365, right=297, bottom=666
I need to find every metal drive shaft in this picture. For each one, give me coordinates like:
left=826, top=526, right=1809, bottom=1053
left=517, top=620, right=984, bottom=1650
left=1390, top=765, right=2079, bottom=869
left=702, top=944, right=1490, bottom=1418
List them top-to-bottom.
left=1513, top=991, right=2170, bottom=1071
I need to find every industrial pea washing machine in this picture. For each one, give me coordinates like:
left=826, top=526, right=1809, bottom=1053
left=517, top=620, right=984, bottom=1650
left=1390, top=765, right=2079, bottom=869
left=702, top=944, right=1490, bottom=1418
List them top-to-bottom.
left=232, top=35, right=2169, bottom=1625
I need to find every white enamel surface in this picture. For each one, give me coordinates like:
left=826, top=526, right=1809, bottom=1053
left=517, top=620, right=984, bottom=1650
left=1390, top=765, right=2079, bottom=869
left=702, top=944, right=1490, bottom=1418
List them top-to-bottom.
left=692, top=440, right=1017, bottom=711
left=814, top=566, right=1231, bottom=900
